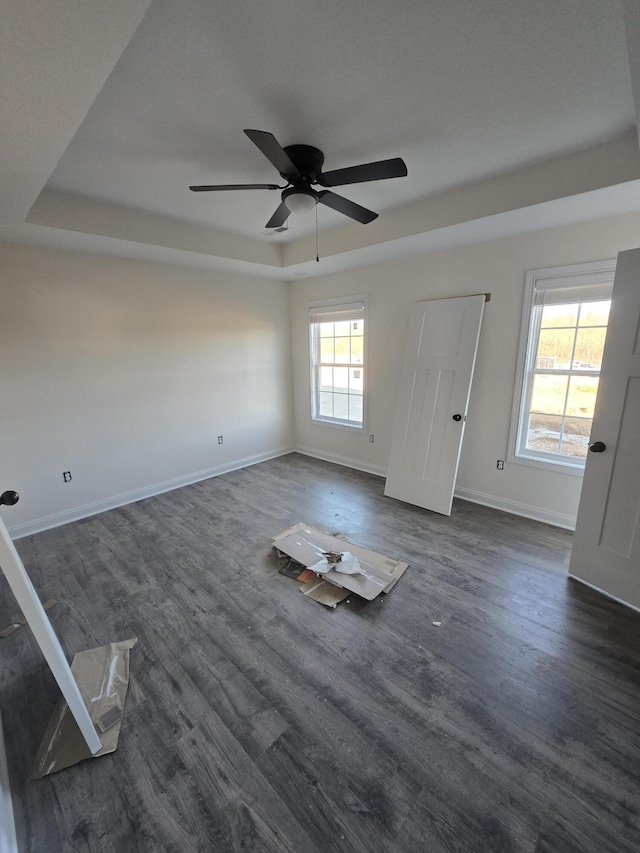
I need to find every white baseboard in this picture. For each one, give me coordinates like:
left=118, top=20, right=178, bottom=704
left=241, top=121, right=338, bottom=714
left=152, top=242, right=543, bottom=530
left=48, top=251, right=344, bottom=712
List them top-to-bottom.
left=8, top=446, right=576, bottom=539
left=294, top=446, right=387, bottom=478
left=9, top=447, right=293, bottom=539
left=295, top=449, right=576, bottom=530
left=453, top=486, right=576, bottom=530
left=568, top=574, right=640, bottom=615
left=0, top=712, right=18, bottom=853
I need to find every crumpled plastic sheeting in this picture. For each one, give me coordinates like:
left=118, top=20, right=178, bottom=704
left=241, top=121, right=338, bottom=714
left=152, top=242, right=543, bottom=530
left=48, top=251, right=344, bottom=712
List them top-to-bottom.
left=34, top=637, right=137, bottom=779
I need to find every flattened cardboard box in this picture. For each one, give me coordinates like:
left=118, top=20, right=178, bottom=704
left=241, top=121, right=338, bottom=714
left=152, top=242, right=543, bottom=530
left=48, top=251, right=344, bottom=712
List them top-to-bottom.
left=272, top=523, right=408, bottom=604
left=302, top=578, right=351, bottom=608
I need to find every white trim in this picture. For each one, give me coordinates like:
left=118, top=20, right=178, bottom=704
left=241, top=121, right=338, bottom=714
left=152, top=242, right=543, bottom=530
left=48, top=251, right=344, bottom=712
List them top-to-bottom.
left=508, top=259, right=617, bottom=474
left=526, top=259, right=617, bottom=289
left=307, top=293, right=370, bottom=311
left=308, top=301, right=364, bottom=322
left=310, top=418, right=364, bottom=433
left=7, top=441, right=576, bottom=543
left=295, top=446, right=387, bottom=478
left=8, top=447, right=293, bottom=539
left=295, top=448, right=577, bottom=528
left=507, top=452, right=585, bottom=477
left=453, top=486, right=577, bottom=530
left=568, top=574, right=640, bottom=616
left=0, top=712, right=18, bottom=853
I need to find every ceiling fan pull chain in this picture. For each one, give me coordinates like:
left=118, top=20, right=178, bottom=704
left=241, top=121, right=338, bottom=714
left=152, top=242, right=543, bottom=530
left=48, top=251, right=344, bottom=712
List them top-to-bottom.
left=316, top=204, right=319, bottom=262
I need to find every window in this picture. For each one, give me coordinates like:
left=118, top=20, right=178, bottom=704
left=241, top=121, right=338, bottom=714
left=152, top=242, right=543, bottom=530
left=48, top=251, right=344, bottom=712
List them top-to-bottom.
left=510, top=261, right=614, bottom=473
left=309, top=296, right=367, bottom=428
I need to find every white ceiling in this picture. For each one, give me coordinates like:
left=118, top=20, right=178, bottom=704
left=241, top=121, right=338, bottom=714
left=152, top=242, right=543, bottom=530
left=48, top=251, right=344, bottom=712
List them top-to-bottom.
left=2, top=0, right=640, bottom=278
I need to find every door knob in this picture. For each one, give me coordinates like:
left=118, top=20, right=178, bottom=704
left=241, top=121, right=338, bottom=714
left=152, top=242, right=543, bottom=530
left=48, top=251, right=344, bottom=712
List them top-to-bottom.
left=452, top=414, right=462, bottom=422
left=589, top=441, right=606, bottom=453
left=0, top=490, right=19, bottom=506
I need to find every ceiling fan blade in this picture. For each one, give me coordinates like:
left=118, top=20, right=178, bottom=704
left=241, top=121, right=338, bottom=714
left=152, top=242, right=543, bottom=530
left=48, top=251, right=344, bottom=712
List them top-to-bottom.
left=244, top=129, right=301, bottom=178
left=317, top=157, right=407, bottom=188
left=189, top=183, right=281, bottom=192
left=318, top=190, right=378, bottom=224
left=265, top=201, right=291, bottom=229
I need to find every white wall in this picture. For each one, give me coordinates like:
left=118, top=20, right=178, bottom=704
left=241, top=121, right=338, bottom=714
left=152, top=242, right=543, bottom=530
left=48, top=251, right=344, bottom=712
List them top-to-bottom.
left=4, top=212, right=640, bottom=537
left=289, top=212, right=640, bottom=528
left=0, top=243, right=292, bottom=536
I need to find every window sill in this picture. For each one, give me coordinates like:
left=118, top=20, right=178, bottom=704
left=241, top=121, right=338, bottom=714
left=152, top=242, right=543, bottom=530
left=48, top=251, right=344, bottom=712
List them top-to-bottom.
left=311, top=417, right=364, bottom=432
left=507, top=451, right=585, bottom=477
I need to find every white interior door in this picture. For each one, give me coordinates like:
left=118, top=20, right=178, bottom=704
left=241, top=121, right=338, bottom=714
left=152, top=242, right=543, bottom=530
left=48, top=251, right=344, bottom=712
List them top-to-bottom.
left=570, top=248, right=640, bottom=609
left=384, top=294, right=485, bottom=515
left=0, top=516, right=101, bottom=754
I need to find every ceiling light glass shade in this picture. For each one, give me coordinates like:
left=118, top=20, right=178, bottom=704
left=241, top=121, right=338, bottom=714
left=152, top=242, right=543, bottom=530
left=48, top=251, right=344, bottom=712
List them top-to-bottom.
left=284, top=191, right=317, bottom=215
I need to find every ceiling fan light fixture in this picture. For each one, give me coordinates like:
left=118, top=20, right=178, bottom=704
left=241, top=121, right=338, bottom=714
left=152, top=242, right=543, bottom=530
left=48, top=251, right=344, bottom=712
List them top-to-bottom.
left=283, top=189, right=317, bottom=215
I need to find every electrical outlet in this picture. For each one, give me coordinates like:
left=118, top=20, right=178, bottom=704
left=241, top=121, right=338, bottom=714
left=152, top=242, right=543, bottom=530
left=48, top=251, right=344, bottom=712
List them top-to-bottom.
left=369, top=434, right=374, bottom=443
left=217, top=435, right=224, bottom=445
left=496, top=460, right=504, bottom=470
left=63, top=471, right=72, bottom=482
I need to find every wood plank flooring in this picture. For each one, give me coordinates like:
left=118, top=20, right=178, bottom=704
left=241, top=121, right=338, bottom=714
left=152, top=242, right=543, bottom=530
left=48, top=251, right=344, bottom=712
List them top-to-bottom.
left=1, top=453, right=639, bottom=852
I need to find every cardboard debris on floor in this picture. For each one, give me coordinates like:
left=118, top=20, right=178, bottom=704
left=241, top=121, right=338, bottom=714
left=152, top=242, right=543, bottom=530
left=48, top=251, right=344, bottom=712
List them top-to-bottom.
left=272, top=523, right=409, bottom=608
left=275, top=553, right=316, bottom=583
left=301, top=578, right=351, bottom=608
left=0, top=599, right=57, bottom=638
left=34, top=637, right=137, bottom=779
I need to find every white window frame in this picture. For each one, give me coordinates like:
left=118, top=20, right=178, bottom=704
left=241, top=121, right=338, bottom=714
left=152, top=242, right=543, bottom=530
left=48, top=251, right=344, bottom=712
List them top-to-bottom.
left=508, top=260, right=615, bottom=476
left=308, top=294, right=369, bottom=431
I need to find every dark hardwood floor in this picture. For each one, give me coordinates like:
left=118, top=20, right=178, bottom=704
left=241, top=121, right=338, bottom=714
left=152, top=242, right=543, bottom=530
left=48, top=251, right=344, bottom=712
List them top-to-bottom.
left=1, top=453, right=639, bottom=852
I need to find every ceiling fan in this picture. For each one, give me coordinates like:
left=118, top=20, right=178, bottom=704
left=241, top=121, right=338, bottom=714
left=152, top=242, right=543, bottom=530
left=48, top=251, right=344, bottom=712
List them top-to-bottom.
left=189, top=129, right=408, bottom=229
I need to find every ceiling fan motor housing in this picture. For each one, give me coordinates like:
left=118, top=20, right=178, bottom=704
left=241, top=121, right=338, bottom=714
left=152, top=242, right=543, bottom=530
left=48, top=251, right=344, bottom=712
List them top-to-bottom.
left=282, top=144, right=325, bottom=182
left=280, top=145, right=325, bottom=212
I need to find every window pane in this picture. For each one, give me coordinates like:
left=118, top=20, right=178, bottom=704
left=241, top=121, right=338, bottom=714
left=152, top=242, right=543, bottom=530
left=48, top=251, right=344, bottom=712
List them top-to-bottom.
left=513, top=270, right=612, bottom=468
left=579, top=300, right=610, bottom=327
left=541, top=304, right=578, bottom=328
left=352, top=319, right=364, bottom=334
left=334, top=320, right=351, bottom=336
left=319, top=322, right=334, bottom=337
left=574, top=327, right=606, bottom=370
left=537, top=328, right=575, bottom=368
left=351, top=335, right=364, bottom=363
left=334, top=337, right=350, bottom=364
left=320, top=338, right=334, bottom=362
left=319, top=366, right=333, bottom=392
left=333, top=366, right=349, bottom=392
left=349, top=367, right=363, bottom=394
left=531, top=374, right=568, bottom=415
left=566, top=375, right=599, bottom=418
left=319, top=392, right=333, bottom=417
left=333, top=393, right=349, bottom=420
left=349, top=395, right=363, bottom=423
left=526, top=413, right=561, bottom=453
left=560, top=417, right=592, bottom=458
